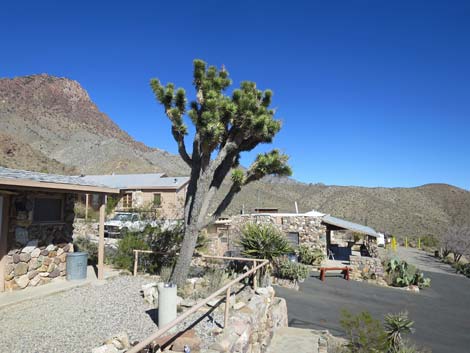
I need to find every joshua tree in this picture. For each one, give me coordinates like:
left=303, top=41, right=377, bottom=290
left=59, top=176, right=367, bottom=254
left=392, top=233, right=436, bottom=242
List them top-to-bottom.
left=150, top=60, right=291, bottom=285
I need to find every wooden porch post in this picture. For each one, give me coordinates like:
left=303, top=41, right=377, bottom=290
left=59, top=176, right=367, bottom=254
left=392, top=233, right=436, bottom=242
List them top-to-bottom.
left=85, top=194, right=89, bottom=221
left=0, top=195, right=10, bottom=292
left=98, top=197, right=106, bottom=280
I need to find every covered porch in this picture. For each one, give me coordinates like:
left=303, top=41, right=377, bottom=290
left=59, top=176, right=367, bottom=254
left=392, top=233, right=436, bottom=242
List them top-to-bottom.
left=0, top=167, right=119, bottom=292
left=322, top=215, right=380, bottom=262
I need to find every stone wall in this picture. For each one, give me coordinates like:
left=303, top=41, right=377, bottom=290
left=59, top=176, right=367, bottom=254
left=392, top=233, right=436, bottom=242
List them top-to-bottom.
left=4, top=191, right=75, bottom=290
left=229, top=214, right=328, bottom=254
left=349, top=254, right=385, bottom=281
left=206, top=286, right=288, bottom=353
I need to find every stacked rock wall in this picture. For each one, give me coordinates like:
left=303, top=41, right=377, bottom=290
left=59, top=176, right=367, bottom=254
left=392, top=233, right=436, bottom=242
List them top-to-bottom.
left=4, top=191, right=75, bottom=290
left=229, top=214, right=328, bottom=253
left=349, top=255, right=384, bottom=280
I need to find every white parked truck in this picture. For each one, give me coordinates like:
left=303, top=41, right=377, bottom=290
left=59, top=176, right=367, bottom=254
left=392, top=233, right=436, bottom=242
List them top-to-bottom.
left=104, top=212, right=150, bottom=238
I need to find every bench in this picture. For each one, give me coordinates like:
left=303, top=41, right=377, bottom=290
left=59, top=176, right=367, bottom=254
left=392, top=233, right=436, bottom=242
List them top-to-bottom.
left=319, top=267, right=350, bottom=281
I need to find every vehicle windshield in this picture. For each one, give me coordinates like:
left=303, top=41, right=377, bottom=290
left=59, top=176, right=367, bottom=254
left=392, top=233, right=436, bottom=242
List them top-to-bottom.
left=110, top=214, right=133, bottom=222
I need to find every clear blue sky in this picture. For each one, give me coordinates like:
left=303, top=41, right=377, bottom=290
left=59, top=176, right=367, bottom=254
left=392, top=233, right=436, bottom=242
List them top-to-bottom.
left=2, top=1, right=469, bottom=189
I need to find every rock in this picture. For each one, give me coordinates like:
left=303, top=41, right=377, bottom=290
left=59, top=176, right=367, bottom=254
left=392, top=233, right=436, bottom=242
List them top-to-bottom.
left=15, top=227, right=28, bottom=245
left=22, top=240, right=38, bottom=253
left=46, top=244, right=57, bottom=251
left=63, top=244, right=70, bottom=252
left=31, top=248, right=41, bottom=258
left=57, top=248, right=64, bottom=256
left=40, top=249, right=49, bottom=256
left=48, top=251, right=57, bottom=258
left=19, top=253, right=31, bottom=262
left=59, top=253, right=67, bottom=263
left=12, top=254, right=20, bottom=264
left=14, top=262, right=29, bottom=276
left=59, top=262, right=66, bottom=271
left=5, top=263, right=14, bottom=275
left=47, top=263, right=56, bottom=273
left=49, top=268, right=60, bottom=278
left=28, top=270, right=38, bottom=280
left=39, top=272, right=50, bottom=277
left=15, top=274, right=30, bottom=288
left=30, top=275, right=41, bottom=286
left=5, top=280, right=17, bottom=291
left=141, top=283, right=158, bottom=305
left=407, top=285, right=420, bottom=293
left=255, top=286, right=275, bottom=298
left=176, top=295, right=183, bottom=306
left=180, top=298, right=198, bottom=308
left=233, top=301, right=246, bottom=310
left=171, top=329, right=201, bottom=352
left=104, top=332, right=130, bottom=350
left=91, top=344, right=118, bottom=353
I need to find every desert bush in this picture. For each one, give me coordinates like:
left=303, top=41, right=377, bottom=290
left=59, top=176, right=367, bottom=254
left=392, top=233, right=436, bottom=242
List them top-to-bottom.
left=105, top=195, right=119, bottom=215
left=74, top=202, right=99, bottom=221
left=440, top=224, right=470, bottom=262
left=113, top=233, right=150, bottom=272
left=420, top=235, right=439, bottom=249
left=73, top=237, right=99, bottom=265
left=298, top=245, right=325, bottom=265
left=273, top=257, right=309, bottom=282
left=384, top=258, right=431, bottom=289
left=454, top=262, right=470, bottom=278
left=340, top=310, right=388, bottom=353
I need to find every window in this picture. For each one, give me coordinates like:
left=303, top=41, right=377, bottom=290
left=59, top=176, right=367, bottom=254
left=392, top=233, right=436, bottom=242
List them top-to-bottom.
left=153, top=193, right=162, bottom=208
left=122, top=194, right=133, bottom=208
left=33, top=197, right=63, bottom=223
left=286, top=232, right=300, bottom=249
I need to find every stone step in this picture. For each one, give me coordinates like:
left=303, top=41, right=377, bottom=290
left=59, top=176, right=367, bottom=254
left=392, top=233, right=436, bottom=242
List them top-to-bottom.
left=266, top=327, right=322, bottom=353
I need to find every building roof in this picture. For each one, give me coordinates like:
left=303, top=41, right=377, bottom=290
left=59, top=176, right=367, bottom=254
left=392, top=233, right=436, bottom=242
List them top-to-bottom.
left=0, top=167, right=119, bottom=194
left=80, top=173, right=190, bottom=190
left=321, top=215, right=379, bottom=237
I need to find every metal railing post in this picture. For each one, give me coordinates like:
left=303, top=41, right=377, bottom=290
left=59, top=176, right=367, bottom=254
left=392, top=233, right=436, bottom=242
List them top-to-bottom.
left=133, top=250, right=139, bottom=276
left=224, top=286, right=230, bottom=328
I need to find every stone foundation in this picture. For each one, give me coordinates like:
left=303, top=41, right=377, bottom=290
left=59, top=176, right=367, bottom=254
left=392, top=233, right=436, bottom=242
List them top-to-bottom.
left=3, top=191, right=75, bottom=290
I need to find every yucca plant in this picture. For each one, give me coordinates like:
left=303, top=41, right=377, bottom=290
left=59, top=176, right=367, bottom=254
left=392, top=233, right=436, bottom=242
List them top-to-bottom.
left=239, top=223, right=293, bottom=286
left=239, top=223, right=293, bottom=261
left=384, top=311, right=415, bottom=352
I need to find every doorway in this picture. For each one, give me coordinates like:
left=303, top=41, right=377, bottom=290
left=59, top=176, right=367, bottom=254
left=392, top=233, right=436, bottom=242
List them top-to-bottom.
left=0, top=195, right=7, bottom=292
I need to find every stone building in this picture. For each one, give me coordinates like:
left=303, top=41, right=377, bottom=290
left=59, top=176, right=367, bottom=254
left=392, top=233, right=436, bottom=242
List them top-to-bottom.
left=0, top=167, right=118, bottom=292
left=79, top=173, right=189, bottom=220
left=206, top=210, right=381, bottom=260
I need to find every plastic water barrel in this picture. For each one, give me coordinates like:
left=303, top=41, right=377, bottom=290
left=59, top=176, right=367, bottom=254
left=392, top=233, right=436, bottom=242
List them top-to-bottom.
left=66, top=252, right=88, bottom=280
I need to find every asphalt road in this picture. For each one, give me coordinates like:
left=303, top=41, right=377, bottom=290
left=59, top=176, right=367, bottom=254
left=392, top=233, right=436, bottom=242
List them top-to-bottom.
left=275, top=253, right=470, bottom=353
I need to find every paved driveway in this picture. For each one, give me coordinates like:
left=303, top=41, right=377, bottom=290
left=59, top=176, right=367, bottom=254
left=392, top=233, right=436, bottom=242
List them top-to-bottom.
left=275, top=250, right=470, bottom=353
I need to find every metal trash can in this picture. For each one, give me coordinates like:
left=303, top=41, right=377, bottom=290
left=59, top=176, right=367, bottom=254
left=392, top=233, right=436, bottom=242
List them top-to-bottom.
left=66, top=252, right=88, bottom=280
left=157, top=283, right=177, bottom=327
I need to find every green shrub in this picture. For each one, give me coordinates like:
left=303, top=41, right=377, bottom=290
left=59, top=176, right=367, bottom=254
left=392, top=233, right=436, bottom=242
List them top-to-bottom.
left=105, top=195, right=120, bottom=215
left=239, top=223, right=293, bottom=261
left=113, top=233, right=150, bottom=272
left=420, top=235, right=439, bottom=249
left=73, top=237, right=98, bottom=265
left=298, top=245, right=325, bottom=265
left=274, top=257, right=309, bottom=282
left=340, top=310, right=388, bottom=353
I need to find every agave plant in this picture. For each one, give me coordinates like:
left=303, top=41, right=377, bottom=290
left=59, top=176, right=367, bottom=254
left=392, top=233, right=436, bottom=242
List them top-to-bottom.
left=384, top=311, right=415, bottom=352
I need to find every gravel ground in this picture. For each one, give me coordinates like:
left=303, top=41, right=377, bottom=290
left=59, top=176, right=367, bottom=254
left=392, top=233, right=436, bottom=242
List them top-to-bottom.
left=0, top=275, right=232, bottom=353
left=0, top=276, right=159, bottom=353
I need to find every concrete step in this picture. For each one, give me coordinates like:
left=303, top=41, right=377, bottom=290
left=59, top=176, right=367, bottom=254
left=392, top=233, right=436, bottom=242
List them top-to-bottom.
left=266, top=327, right=322, bottom=353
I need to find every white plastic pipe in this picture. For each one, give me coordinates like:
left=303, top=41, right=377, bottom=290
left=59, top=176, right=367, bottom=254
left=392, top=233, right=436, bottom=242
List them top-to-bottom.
left=157, top=283, right=177, bottom=327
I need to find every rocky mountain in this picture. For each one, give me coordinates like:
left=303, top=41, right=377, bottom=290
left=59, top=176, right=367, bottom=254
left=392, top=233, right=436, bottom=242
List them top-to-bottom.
left=0, top=74, right=188, bottom=175
left=1, top=74, right=469, bottom=239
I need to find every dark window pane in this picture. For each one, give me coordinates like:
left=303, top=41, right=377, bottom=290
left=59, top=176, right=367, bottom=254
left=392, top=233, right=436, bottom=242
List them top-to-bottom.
left=153, top=193, right=161, bottom=207
left=33, top=198, right=62, bottom=222
left=287, top=232, right=300, bottom=248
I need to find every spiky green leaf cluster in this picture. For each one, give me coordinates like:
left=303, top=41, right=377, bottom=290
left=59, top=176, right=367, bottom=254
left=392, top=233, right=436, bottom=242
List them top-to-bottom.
left=246, top=149, right=292, bottom=182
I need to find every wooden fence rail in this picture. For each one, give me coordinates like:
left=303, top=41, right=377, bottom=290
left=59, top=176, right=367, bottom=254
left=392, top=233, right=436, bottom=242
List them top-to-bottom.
left=127, top=251, right=268, bottom=353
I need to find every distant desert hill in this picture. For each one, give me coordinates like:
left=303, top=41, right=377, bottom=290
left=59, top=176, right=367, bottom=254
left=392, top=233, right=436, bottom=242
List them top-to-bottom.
left=1, top=74, right=469, bottom=239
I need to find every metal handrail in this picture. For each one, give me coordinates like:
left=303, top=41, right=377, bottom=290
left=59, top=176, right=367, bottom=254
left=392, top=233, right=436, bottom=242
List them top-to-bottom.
left=127, top=253, right=269, bottom=353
